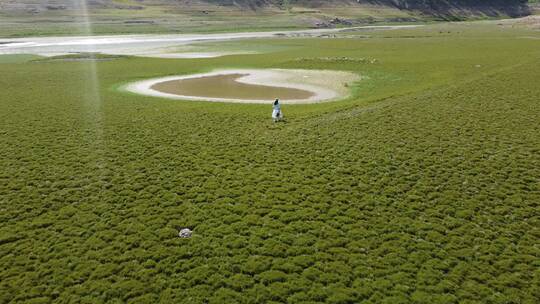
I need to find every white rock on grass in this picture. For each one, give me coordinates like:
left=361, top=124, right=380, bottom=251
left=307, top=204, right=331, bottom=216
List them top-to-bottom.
left=179, top=228, right=192, bottom=238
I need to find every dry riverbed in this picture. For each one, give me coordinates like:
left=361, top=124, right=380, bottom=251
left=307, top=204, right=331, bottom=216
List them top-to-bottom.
left=0, top=25, right=422, bottom=58
left=124, top=69, right=360, bottom=104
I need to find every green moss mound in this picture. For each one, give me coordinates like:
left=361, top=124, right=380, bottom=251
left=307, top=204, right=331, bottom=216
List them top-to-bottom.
left=0, top=22, right=539, bottom=303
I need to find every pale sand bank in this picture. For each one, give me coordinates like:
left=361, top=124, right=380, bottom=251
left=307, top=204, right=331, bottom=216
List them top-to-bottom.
left=0, top=25, right=422, bottom=58
left=139, top=52, right=253, bottom=59
left=123, top=69, right=360, bottom=104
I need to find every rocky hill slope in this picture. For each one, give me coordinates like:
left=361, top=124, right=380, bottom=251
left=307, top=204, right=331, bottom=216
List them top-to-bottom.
left=0, top=0, right=533, bottom=37
left=0, top=0, right=530, bottom=15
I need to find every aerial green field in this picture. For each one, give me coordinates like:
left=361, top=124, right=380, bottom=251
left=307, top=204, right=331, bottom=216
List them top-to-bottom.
left=1, top=22, right=539, bottom=303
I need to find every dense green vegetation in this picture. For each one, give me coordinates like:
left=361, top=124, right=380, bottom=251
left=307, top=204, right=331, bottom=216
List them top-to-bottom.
left=1, top=22, right=539, bottom=303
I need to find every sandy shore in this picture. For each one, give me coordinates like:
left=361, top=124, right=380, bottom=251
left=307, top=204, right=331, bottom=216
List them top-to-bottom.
left=0, top=25, right=422, bottom=58
left=138, top=52, right=255, bottom=59
left=123, top=69, right=360, bottom=104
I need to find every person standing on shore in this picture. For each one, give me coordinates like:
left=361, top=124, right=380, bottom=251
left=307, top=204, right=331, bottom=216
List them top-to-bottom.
left=272, top=99, right=282, bottom=122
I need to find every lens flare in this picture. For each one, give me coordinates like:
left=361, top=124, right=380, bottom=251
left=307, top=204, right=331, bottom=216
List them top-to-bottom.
left=74, top=0, right=101, bottom=108
left=73, top=1, right=105, bottom=167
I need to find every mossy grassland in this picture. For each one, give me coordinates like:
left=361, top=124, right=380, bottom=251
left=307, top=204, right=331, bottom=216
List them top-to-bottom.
left=1, top=23, right=539, bottom=303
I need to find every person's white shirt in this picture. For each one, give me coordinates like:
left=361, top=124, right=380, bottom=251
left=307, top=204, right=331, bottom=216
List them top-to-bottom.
left=272, top=100, right=281, bottom=121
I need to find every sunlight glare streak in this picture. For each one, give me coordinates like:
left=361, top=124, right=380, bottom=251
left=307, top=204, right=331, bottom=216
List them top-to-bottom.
left=73, top=0, right=105, bottom=170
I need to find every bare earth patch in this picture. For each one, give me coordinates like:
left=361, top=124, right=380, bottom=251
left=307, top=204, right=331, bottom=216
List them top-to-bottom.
left=498, top=15, right=540, bottom=30
left=123, top=69, right=360, bottom=104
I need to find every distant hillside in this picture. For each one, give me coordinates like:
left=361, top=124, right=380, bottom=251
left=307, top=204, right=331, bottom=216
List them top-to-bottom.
left=0, top=0, right=532, bottom=37
left=0, top=0, right=531, bottom=13
left=155, top=0, right=530, bottom=10
left=203, top=0, right=530, bottom=15
left=364, top=0, right=531, bottom=18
